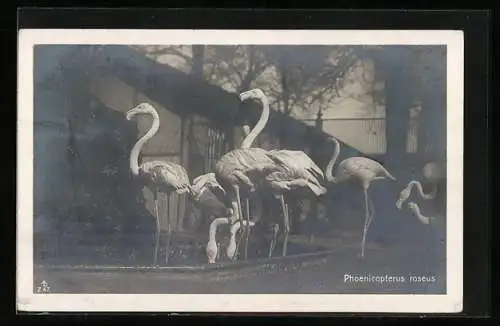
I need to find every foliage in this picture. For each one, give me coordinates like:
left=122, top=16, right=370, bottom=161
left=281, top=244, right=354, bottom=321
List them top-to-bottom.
left=134, top=45, right=361, bottom=116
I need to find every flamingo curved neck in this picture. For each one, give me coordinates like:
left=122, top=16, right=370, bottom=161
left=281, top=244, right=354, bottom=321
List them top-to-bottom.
left=240, top=95, right=269, bottom=149
left=130, top=109, right=160, bottom=175
left=242, top=124, right=251, bottom=138
left=325, top=139, right=341, bottom=183
left=408, top=180, right=436, bottom=199
left=409, top=203, right=422, bottom=217
left=409, top=203, right=432, bottom=223
left=208, top=217, right=229, bottom=241
left=227, top=221, right=254, bottom=257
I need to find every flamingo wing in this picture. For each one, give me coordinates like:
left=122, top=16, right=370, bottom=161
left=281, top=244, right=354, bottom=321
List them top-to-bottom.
left=216, top=148, right=277, bottom=177
left=265, top=150, right=327, bottom=196
left=266, top=150, right=325, bottom=182
left=341, top=157, right=392, bottom=181
left=142, top=161, right=191, bottom=194
left=192, top=172, right=226, bottom=197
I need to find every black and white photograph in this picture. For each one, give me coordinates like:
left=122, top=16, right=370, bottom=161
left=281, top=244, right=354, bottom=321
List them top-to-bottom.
left=17, top=29, right=463, bottom=312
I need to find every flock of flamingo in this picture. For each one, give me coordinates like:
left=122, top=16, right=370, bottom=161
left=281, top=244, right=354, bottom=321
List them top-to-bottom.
left=125, top=88, right=443, bottom=266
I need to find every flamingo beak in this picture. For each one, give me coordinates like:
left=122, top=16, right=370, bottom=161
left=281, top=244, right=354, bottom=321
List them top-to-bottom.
left=239, top=90, right=252, bottom=102
left=125, top=111, right=134, bottom=120
left=396, top=198, right=403, bottom=210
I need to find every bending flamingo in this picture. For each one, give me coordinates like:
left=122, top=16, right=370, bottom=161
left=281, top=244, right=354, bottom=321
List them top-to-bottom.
left=126, top=102, right=192, bottom=266
left=325, top=137, right=397, bottom=258
left=396, top=162, right=444, bottom=226
left=396, top=180, right=437, bottom=210
left=407, top=202, right=435, bottom=225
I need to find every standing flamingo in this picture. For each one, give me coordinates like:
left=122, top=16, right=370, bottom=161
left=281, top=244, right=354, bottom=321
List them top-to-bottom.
left=226, top=88, right=328, bottom=258
left=214, top=89, right=279, bottom=260
left=126, top=102, right=192, bottom=266
left=202, top=121, right=265, bottom=263
left=325, top=137, right=397, bottom=258
left=261, top=149, right=327, bottom=256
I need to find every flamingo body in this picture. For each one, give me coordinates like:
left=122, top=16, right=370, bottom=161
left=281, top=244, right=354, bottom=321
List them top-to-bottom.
left=215, top=148, right=277, bottom=193
left=265, top=149, right=327, bottom=197
left=332, top=157, right=396, bottom=185
left=139, top=161, right=191, bottom=195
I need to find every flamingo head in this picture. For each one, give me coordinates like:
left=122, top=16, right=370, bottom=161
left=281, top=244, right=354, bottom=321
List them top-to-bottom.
left=239, top=88, right=266, bottom=102
left=126, top=102, right=155, bottom=120
left=326, top=136, right=340, bottom=147
left=395, top=186, right=411, bottom=210
left=407, top=202, right=418, bottom=212
left=225, top=208, right=234, bottom=217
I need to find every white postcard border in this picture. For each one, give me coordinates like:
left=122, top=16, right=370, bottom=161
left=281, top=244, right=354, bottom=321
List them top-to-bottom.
left=17, top=29, right=464, bottom=313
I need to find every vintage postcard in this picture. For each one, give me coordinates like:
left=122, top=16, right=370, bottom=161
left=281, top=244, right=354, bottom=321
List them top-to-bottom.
left=17, top=29, right=463, bottom=313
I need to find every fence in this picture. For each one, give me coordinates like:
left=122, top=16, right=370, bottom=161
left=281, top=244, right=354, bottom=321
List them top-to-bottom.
left=301, top=115, right=420, bottom=156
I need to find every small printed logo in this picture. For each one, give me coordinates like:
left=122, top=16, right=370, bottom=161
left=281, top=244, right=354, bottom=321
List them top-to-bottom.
left=36, top=280, right=51, bottom=294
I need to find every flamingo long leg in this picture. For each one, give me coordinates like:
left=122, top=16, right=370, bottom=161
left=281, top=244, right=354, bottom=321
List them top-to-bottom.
left=234, top=185, right=245, bottom=259
left=360, top=187, right=370, bottom=258
left=153, top=191, right=160, bottom=266
left=164, top=193, right=172, bottom=265
left=367, top=193, right=375, bottom=229
left=280, top=195, right=290, bottom=257
left=233, top=198, right=251, bottom=261
left=243, top=198, right=251, bottom=260
left=245, top=198, right=250, bottom=220
left=268, top=224, right=279, bottom=258
left=232, top=227, right=245, bottom=261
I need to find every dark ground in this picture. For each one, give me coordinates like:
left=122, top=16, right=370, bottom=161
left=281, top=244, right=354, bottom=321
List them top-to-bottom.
left=34, top=236, right=446, bottom=294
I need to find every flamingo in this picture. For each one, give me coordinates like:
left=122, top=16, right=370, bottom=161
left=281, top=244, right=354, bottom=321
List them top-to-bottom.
left=223, top=88, right=328, bottom=259
left=214, top=89, right=279, bottom=260
left=126, top=102, right=192, bottom=266
left=203, top=121, right=266, bottom=263
left=325, top=137, right=397, bottom=258
left=261, top=149, right=327, bottom=256
left=396, top=162, right=445, bottom=225
left=395, top=180, right=437, bottom=210
left=407, top=202, right=435, bottom=225
left=206, top=216, right=233, bottom=264
left=226, top=220, right=256, bottom=260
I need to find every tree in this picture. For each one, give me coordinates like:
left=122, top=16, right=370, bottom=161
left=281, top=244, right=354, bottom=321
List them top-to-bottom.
left=134, top=44, right=358, bottom=117
left=191, top=45, right=205, bottom=78
left=203, top=45, right=268, bottom=93
left=260, top=45, right=357, bottom=116
left=412, top=46, right=447, bottom=159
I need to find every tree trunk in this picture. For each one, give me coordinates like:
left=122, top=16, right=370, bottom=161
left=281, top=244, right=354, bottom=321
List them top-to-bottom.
left=191, top=45, right=205, bottom=79
left=239, top=45, right=256, bottom=92
left=368, top=46, right=417, bottom=245
left=377, top=46, right=416, bottom=167
left=418, top=47, right=447, bottom=162
left=278, top=61, right=292, bottom=148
